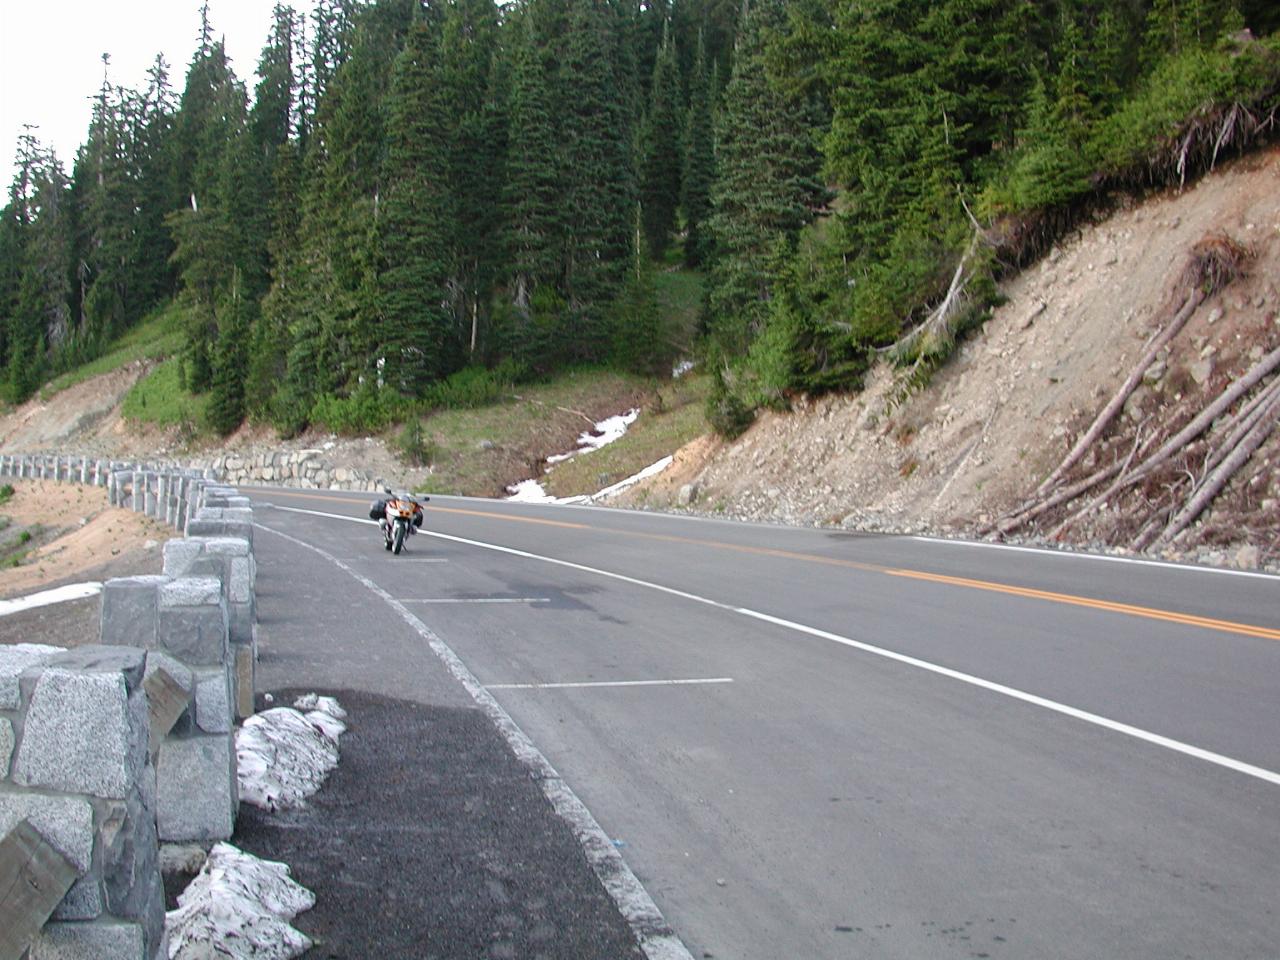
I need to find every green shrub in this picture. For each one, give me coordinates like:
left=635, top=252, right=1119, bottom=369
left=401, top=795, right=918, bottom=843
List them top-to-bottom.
left=422, top=360, right=524, bottom=411
left=705, top=364, right=756, bottom=439
left=309, top=384, right=406, bottom=436
left=396, top=419, right=437, bottom=467
left=0, top=484, right=13, bottom=505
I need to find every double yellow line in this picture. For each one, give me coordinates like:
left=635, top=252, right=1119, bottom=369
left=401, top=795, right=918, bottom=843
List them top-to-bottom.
left=885, top=569, right=1280, bottom=641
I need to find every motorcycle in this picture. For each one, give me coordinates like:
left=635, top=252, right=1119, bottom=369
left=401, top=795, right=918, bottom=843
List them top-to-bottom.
left=369, top=489, right=428, bottom=555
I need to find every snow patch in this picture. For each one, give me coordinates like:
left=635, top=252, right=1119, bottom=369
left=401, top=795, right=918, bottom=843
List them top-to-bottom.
left=508, top=408, right=641, bottom=499
left=571, top=408, right=640, bottom=455
left=590, top=456, right=674, bottom=501
left=505, top=479, right=562, bottom=503
left=0, top=582, right=102, bottom=617
left=236, top=695, right=347, bottom=812
left=165, top=843, right=315, bottom=960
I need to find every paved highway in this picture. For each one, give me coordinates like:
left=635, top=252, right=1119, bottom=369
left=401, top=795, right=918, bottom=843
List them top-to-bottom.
left=247, top=486, right=1280, bottom=960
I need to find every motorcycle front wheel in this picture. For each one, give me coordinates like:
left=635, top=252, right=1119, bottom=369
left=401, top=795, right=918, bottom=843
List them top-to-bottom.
left=392, top=520, right=407, bottom=554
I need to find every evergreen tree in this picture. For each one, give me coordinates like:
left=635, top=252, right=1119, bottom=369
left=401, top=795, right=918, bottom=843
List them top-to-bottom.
left=439, top=0, right=504, bottom=358
left=559, top=0, right=637, bottom=358
left=672, top=0, right=740, bottom=87
left=706, top=0, right=826, bottom=354
left=825, top=0, right=1034, bottom=255
left=1144, top=0, right=1237, bottom=62
left=276, top=4, right=411, bottom=421
left=243, top=5, right=299, bottom=304
left=502, top=10, right=564, bottom=311
left=379, top=17, right=456, bottom=395
left=638, top=22, right=684, bottom=260
left=681, top=29, right=715, bottom=267
left=167, top=39, right=252, bottom=389
left=132, top=56, right=181, bottom=310
left=73, top=57, right=138, bottom=349
left=5, top=132, right=73, bottom=401
left=247, top=136, right=302, bottom=419
left=611, top=205, right=671, bottom=376
left=206, top=270, right=251, bottom=434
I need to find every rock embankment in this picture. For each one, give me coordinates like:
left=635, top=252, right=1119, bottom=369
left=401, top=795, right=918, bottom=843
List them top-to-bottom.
left=189, top=449, right=386, bottom=492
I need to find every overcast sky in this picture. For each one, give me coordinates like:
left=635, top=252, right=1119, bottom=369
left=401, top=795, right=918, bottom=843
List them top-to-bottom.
left=0, top=1, right=316, bottom=187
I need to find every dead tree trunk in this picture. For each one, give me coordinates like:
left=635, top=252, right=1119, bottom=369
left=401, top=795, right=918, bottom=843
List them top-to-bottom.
left=1035, top=289, right=1203, bottom=495
left=1153, top=388, right=1280, bottom=548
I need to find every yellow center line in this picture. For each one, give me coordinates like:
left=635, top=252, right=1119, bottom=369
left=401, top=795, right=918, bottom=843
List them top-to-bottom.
left=258, top=489, right=1277, bottom=640
left=431, top=506, right=591, bottom=531
left=602, top=529, right=884, bottom=572
left=887, top=568, right=1280, bottom=642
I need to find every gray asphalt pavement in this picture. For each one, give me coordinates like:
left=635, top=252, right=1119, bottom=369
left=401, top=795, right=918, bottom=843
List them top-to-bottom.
left=245, top=487, right=1280, bottom=959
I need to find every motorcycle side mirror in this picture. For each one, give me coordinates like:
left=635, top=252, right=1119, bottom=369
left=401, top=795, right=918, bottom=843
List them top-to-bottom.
left=384, top=487, right=393, bottom=495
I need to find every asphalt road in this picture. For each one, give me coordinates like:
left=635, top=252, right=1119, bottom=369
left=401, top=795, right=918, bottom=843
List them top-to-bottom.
left=246, top=486, right=1280, bottom=960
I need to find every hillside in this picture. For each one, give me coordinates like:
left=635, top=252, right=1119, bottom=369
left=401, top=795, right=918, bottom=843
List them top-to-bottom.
left=621, top=147, right=1280, bottom=572
left=0, top=150, right=1276, bottom=573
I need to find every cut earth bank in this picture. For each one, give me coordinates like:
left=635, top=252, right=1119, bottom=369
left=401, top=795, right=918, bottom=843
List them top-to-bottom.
left=616, top=147, right=1280, bottom=573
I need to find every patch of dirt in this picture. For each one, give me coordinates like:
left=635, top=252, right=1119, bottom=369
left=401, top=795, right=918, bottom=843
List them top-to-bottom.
left=620, top=147, right=1280, bottom=569
left=0, top=362, right=151, bottom=454
left=624, top=434, right=722, bottom=504
left=0, top=478, right=171, bottom=593
left=0, top=480, right=173, bottom=648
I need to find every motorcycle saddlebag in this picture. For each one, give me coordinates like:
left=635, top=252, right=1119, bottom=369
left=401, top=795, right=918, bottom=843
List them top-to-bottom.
left=369, top=499, right=387, bottom=521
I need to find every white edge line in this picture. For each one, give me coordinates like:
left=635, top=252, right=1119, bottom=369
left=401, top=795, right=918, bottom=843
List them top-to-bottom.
left=261, top=505, right=1280, bottom=789
left=254, top=520, right=695, bottom=960
left=909, top=534, right=1280, bottom=581
left=401, top=598, right=550, bottom=604
left=489, top=678, right=735, bottom=690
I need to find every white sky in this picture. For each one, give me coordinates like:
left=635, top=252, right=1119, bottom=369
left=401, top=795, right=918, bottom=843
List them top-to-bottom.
left=0, top=1, right=316, bottom=187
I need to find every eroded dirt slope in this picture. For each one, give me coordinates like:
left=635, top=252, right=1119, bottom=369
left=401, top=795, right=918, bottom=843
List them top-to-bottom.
left=623, top=148, right=1280, bottom=570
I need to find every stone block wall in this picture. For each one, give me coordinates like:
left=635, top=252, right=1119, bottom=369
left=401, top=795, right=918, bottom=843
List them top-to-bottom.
left=190, top=448, right=386, bottom=491
left=0, top=457, right=259, bottom=959
left=1, top=645, right=166, bottom=960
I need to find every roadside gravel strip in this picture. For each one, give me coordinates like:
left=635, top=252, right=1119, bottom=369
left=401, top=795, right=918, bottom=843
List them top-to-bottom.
left=251, top=523, right=692, bottom=960
left=234, top=689, right=647, bottom=959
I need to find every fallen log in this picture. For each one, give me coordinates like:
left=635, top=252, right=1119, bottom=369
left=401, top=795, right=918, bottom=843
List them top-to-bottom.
left=1154, top=388, right=1280, bottom=548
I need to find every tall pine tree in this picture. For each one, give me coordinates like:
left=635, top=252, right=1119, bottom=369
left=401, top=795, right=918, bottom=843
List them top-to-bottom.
left=559, top=0, right=637, bottom=359
left=706, top=0, right=825, bottom=354
left=501, top=9, right=564, bottom=312
left=379, top=15, right=456, bottom=395
left=638, top=22, right=684, bottom=260
left=681, top=29, right=715, bottom=267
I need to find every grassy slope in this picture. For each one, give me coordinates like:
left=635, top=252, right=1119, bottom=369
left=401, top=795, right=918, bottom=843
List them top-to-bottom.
left=41, top=302, right=186, bottom=400
left=121, top=358, right=209, bottom=429
left=539, top=371, right=709, bottom=497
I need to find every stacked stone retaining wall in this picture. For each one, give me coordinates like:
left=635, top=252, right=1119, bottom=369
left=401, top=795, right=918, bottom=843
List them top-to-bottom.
left=191, top=449, right=385, bottom=491
left=0, top=457, right=259, bottom=959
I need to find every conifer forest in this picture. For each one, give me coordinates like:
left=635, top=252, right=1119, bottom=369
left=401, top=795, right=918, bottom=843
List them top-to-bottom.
left=3, top=0, right=1279, bottom=438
